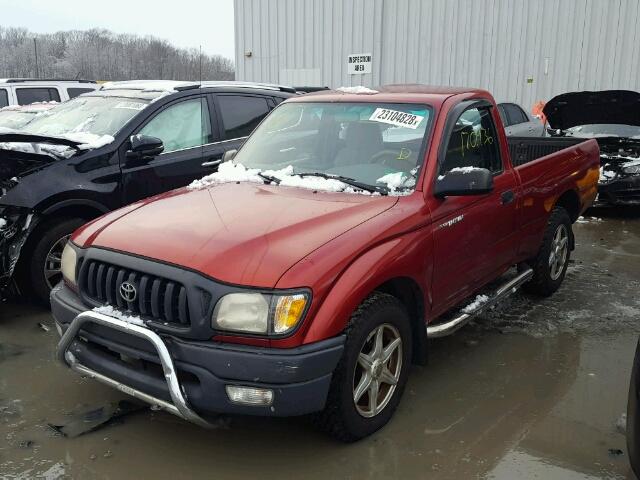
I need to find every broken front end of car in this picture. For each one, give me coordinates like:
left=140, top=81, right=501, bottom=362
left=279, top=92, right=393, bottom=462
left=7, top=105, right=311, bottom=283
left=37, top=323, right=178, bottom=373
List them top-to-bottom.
left=598, top=140, right=640, bottom=205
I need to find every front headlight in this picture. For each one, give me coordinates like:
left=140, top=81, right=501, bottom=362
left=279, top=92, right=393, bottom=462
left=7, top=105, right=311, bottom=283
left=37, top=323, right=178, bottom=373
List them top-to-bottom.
left=60, top=242, right=78, bottom=286
left=212, top=291, right=309, bottom=335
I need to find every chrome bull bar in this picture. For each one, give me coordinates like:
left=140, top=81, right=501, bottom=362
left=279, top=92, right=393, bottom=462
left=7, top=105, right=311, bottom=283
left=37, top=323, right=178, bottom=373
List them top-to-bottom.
left=56, top=310, right=212, bottom=428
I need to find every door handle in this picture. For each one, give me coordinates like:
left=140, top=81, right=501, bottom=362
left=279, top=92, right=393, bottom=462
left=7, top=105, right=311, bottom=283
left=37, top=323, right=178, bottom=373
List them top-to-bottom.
left=201, top=158, right=222, bottom=168
left=501, top=190, right=515, bottom=205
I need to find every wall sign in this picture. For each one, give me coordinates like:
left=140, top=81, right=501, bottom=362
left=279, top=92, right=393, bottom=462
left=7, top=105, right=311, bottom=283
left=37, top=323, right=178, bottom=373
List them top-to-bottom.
left=348, top=53, right=372, bottom=75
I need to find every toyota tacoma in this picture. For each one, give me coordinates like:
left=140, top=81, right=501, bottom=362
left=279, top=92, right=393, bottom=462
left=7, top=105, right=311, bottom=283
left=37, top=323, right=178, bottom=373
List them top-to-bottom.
left=51, top=85, right=600, bottom=441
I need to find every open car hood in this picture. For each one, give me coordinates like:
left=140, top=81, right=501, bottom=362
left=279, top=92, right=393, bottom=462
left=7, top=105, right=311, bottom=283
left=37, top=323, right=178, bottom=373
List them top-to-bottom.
left=543, top=90, right=640, bottom=131
left=0, top=132, right=83, bottom=149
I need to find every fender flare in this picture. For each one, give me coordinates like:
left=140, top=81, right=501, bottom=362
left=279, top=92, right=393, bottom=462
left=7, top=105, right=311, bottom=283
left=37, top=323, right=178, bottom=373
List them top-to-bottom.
left=303, top=236, right=429, bottom=352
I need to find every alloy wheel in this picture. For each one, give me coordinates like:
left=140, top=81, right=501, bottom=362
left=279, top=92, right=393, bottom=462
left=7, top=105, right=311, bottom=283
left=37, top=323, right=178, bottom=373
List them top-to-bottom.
left=548, top=224, right=569, bottom=280
left=44, top=234, right=70, bottom=290
left=353, top=323, right=403, bottom=418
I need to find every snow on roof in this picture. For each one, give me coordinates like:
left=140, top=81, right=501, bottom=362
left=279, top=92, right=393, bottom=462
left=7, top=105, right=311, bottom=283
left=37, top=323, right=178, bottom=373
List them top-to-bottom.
left=100, top=80, right=192, bottom=93
left=336, top=86, right=379, bottom=94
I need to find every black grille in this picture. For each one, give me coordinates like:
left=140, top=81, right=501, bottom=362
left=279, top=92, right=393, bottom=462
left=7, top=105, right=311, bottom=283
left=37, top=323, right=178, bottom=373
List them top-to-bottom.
left=81, top=260, right=190, bottom=327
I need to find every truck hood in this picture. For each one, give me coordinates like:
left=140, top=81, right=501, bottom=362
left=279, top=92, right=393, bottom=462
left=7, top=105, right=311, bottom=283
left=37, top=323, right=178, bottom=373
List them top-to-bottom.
left=543, top=90, right=640, bottom=130
left=0, top=133, right=83, bottom=183
left=83, top=183, right=398, bottom=287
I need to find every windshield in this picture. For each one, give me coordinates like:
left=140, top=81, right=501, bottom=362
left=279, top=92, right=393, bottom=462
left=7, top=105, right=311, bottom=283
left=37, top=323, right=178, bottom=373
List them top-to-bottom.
left=21, top=96, right=150, bottom=137
left=233, top=102, right=432, bottom=190
left=0, top=110, right=38, bottom=130
left=564, top=124, right=640, bottom=139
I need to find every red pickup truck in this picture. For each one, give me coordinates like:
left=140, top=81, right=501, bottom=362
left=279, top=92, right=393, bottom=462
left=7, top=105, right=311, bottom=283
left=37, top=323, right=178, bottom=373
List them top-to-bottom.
left=52, top=85, right=599, bottom=441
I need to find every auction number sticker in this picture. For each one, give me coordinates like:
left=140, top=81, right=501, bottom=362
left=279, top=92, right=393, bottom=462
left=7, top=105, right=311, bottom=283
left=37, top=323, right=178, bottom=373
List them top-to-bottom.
left=114, top=101, right=147, bottom=110
left=369, top=108, right=424, bottom=129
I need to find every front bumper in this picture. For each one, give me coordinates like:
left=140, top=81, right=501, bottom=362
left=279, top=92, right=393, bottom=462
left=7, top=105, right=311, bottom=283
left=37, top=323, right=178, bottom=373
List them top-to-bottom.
left=598, top=176, right=640, bottom=205
left=0, top=208, right=38, bottom=293
left=52, top=284, right=345, bottom=424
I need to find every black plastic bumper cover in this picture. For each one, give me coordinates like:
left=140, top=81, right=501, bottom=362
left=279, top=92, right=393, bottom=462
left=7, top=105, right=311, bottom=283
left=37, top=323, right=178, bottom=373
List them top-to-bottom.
left=51, top=284, right=345, bottom=418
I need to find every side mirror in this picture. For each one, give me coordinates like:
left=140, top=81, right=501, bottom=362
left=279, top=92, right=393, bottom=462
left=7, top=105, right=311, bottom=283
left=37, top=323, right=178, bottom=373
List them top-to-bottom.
left=126, top=134, right=164, bottom=160
left=222, top=149, right=237, bottom=162
left=434, top=167, right=493, bottom=197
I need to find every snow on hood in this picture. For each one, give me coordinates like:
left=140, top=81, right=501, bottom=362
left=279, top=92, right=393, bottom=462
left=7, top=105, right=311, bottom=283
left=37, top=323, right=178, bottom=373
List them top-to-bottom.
left=336, top=86, right=379, bottom=94
left=543, top=90, right=640, bottom=130
left=0, top=101, right=57, bottom=113
left=0, top=131, right=114, bottom=157
left=56, top=132, right=115, bottom=150
left=189, top=161, right=393, bottom=195
left=375, top=172, right=414, bottom=195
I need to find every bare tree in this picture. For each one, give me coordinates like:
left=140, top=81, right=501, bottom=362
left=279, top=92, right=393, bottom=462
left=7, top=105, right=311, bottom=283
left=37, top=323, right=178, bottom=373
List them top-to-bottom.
left=0, top=26, right=235, bottom=81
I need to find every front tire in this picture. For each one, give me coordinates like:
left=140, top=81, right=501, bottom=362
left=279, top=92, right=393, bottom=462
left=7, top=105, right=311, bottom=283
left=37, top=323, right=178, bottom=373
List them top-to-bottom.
left=523, top=206, right=572, bottom=297
left=28, top=218, right=86, bottom=305
left=313, top=292, right=412, bottom=442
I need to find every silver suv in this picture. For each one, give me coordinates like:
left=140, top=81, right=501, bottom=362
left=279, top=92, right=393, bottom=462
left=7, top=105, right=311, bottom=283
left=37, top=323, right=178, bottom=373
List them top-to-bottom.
left=0, top=78, right=99, bottom=107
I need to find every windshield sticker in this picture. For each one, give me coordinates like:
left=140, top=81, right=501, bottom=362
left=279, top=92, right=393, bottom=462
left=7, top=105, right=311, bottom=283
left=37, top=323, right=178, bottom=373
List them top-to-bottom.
left=114, top=101, right=147, bottom=111
left=369, top=108, right=424, bottom=129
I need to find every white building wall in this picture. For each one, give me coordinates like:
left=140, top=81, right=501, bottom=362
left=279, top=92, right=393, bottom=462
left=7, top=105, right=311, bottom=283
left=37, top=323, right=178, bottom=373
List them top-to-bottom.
left=235, top=0, right=640, bottom=109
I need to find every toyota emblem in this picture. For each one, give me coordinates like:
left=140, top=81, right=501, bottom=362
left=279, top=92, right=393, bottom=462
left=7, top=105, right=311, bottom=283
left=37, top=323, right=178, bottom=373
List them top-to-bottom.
left=119, top=282, right=137, bottom=302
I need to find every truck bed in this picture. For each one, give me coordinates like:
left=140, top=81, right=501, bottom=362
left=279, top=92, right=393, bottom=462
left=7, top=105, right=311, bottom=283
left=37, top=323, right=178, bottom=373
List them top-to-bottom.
left=507, top=137, right=586, bottom=167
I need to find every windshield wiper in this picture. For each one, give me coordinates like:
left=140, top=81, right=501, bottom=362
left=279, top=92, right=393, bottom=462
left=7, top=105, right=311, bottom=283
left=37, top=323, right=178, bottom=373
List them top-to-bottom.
left=257, top=172, right=281, bottom=184
left=298, top=172, right=388, bottom=195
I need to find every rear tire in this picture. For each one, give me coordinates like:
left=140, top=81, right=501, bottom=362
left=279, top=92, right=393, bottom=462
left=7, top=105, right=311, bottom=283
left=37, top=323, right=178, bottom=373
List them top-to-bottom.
left=523, top=206, right=572, bottom=297
left=28, top=218, right=86, bottom=305
left=313, top=292, right=412, bottom=442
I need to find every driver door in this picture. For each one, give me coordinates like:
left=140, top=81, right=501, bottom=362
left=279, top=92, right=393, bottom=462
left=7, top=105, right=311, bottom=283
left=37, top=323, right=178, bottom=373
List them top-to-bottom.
left=120, top=95, right=222, bottom=204
left=430, top=104, right=519, bottom=313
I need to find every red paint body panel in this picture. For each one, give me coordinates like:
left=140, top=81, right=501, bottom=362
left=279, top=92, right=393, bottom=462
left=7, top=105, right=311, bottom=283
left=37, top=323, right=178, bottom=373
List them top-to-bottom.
left=72, top=87, right=600, bottom=348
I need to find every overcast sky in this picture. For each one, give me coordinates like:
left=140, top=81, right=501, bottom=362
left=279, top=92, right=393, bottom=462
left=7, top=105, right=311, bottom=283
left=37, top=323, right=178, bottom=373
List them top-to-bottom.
left=0, top=0, right=236, bottom=60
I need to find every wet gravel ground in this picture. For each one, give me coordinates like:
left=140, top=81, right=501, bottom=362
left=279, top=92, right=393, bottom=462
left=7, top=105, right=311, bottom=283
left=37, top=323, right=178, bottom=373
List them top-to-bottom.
left=1, top=206, right=639, bottom=479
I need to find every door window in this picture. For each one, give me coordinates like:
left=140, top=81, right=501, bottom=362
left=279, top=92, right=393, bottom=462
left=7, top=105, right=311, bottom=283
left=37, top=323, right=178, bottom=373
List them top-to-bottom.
left=16, top=87, right=61, bottom=105
left=67, top=87, right=95, bottom=99
left=0, top=89, right=8, bottom=108
left=218, top=95, right=270, bottom=139
left=138, top=97, right=213, bottom=154
left=503, top=104, right=528, bottom=125
left=441, top=107, right=502, bottom=174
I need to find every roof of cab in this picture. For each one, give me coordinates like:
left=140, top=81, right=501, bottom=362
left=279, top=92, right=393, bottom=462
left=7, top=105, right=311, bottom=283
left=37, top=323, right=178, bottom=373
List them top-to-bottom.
left=99, top=80, right=296, bottom=94
left=287, top=84, right=491, bottom=106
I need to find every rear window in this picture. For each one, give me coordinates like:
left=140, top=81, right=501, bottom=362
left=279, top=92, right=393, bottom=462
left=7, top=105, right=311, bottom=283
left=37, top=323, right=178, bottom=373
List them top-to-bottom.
left=67, top=87, right=95, bottom=99
left=16, top=88, right=61, bottom=105
left=0, top=89, right=8, bottom=108
left=218, top=95, right=271, bottom=139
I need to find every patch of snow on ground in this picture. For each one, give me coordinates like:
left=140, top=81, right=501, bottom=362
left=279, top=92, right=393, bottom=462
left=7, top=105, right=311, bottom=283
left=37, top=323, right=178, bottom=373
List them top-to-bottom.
left=336, top=86, right=379, bottom=94
left=189, top=161, right=389, bottom=195
left=576, top=216, right=602, bottom=224
left=0, top=218, right=6, bottom=229
left=462, top=294, right=490, bottom=314
left=93, top=305, right=145, bottom=326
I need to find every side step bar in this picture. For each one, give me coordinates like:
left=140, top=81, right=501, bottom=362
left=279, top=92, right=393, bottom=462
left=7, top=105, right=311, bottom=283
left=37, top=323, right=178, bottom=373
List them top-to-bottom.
left=426, top=267, right=533, bottom=338
left=56, top=310, right=213, bottom=428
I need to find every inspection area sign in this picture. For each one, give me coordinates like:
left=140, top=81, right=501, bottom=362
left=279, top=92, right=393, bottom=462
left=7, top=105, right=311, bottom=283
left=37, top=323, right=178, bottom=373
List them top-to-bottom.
left=347, top=53, right=372, bottom=74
